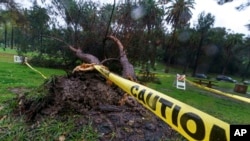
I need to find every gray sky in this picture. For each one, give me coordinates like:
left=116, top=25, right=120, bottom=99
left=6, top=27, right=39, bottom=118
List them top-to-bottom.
left=191, top=0, right=250, bottom=35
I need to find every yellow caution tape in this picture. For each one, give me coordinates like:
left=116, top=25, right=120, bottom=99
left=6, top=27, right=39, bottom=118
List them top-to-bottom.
left=25, top=62, right=47, bottom=79
left=94, top=65, right=229, bottom=141
left=186, top=79, right=250, bottom=103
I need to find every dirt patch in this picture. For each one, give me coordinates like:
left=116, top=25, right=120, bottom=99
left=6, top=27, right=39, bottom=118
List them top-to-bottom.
left=15, top=71, right=180, bottom=140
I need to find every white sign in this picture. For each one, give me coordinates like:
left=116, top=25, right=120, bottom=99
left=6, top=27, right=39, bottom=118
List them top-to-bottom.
left=14, top=55, right=23, bottom=63
left=14, top=55, right=27, bottom=63
left=176, top=74, right=186, bottom=90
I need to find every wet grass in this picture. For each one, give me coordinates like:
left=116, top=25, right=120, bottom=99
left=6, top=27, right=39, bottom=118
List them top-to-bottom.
left=1, top=48, right=250, bottom=140
left=0, top=49, right=104, bottom=141
left=0, top=62, right=65, bottom=102
left=145, top=68, right=250, bottom=124
left=0, top=115, right=99, bottom=141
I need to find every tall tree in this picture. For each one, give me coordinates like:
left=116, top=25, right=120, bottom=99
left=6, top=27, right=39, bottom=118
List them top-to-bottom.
left=0, top=0, right=27, bottom=50
left=51, top=0, right=83, bottom=47
left=139, top=0, right=164, bottom=68
left=165, top=0, right=195, bottom=71
left=21, top=2, right=50, bottom=54
left=9, top=9, right=26, bottom=49
left=0, top=11, right=13, bottom=50
left=192, top=12, right=215, bottom=76
left=180, top=27, right=199, bottom=73
left=205, top=27, right=227, bottom=73
left=221, top=33, right=244, bottom=74
left=241, top=37, right=250, bottom=80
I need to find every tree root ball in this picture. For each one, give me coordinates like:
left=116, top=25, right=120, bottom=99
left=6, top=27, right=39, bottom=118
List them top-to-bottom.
left=16, top=71, right=181, bottom=140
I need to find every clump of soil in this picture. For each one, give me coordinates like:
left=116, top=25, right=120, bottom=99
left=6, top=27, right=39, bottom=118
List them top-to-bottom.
left=15, top=71, right=180, bottom=140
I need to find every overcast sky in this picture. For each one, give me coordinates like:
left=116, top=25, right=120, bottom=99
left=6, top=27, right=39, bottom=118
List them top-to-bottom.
left=18, top=0, right=250, bottom=35
left=191, top=0, right=250, bottom=35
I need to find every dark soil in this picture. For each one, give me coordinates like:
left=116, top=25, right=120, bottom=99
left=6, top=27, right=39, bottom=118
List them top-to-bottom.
left=15, top=71, right=180, bottom=141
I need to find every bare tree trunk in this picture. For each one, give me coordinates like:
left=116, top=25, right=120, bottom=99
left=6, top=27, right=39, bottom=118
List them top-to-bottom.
left=11, top=25, right=14, bottom=49
left=106, top=35, right=137, bottom=80
left=74, top=48, right=100, bottom=64
left=221, top=54, right=231, bottom=75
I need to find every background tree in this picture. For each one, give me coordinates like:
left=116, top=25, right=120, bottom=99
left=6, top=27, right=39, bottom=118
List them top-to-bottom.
left=0, top=0, right=27, bottom=51
left=141, top=0, right=164, bottom=69
left=165, top=0, right=195, bottom=71
left=28, top=2, right=50, bottom=53
left=0, top=10, right=26, bottom=50
left=0, top=11, right=9, bottom=50
left=192, top=12, right=215, bottom=76
left=178, top=27, right=199, bottom=74
left=205, top=27, right=227, bottom=73
left=221, top=33, right=244, bottom=74
left=241, top=37, right=250, bottom=80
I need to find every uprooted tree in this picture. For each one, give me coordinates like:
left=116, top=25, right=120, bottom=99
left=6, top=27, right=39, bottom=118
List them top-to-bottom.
left=13, top=3, right=180, bottom=140
left=14, top=35, right=180, bottom=140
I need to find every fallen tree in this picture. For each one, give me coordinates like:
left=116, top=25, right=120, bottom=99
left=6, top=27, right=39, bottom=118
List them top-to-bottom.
left=9, top=35, right=182, bottom=140
left=54, top=35, right=136, bottom=80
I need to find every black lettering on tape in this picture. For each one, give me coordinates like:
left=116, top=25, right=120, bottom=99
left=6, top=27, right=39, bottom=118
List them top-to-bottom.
left=96, top=68, right=230, bottom=141
left=129, top=84, right=228, bottom=141
left=130, top=85, right=139, bottom=97
left=138, top=89, right=146, bottom=104
left=146, top=93, right=159, bottom=111
left=159, top=98, right=173, bottom=119
left=172, top=105, right=181, bottom=127
left=180, top=112, right=205, bottom=140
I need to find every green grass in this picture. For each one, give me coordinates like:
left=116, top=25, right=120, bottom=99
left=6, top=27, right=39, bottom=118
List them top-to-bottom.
left=0, top=48, right=66, bottom=104
left=1, top=48, right=250, bottom=140
left=0, top=49, right=103, bottom=141
left=0, top=50, right=62, bottom=102
left=0, top=62, right=65, bottom=102
left=144, top=68, right=250, bottom=124
left=0, top=115, right=99, bottom=141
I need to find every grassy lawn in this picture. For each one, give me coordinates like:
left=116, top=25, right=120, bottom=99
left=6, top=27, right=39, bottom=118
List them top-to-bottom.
left=1, top=48, right=250, bottom=140
left=0, top=50, right=65, bottom=103
left=0, top=50, right=83, bottom=140
left=134, top=64, right=250, bottom=124
left=137, top=64, right=250, bottom=124
left=146, top=71, right=250, bottom=124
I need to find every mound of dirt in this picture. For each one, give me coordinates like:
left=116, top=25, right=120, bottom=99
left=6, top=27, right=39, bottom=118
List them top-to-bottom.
left=16, top=71, right=180, bottom=140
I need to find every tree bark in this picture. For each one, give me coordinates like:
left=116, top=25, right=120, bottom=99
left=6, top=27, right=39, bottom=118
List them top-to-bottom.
left=106, top=35, right=137, bottom=80
left=74, top=47, right=100, bottom=64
